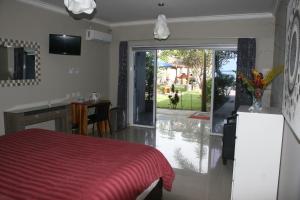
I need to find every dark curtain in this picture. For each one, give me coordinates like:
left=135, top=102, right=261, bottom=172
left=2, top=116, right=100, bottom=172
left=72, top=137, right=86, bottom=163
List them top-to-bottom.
left=235, top=38, right=256, bottom=110
left=117, top=41, right=128, bottom=130
left=13, top=48, right=24, bottom=80
left=25, top=54, right=36, bottom=79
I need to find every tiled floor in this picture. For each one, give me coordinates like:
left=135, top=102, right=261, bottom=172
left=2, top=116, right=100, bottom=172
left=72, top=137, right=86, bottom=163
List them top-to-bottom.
left=110, top=112, right=233, bottom=200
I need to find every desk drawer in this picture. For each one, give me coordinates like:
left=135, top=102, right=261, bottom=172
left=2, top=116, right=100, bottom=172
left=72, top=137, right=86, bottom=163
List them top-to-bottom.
left=4, top=104, right=70, bottom=134
left=22, top=110, right=66, bottom=125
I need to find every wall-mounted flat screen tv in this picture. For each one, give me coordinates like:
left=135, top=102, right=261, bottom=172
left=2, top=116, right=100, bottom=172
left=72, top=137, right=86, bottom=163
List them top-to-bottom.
left=49, top=34, right=81, bottom=55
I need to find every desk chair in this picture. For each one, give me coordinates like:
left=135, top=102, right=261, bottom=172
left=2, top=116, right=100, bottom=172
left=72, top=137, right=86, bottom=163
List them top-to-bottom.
left=88, top=102, right=111, bottom=137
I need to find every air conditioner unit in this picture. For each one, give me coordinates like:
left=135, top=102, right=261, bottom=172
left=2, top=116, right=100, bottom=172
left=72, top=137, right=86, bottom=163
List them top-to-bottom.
left=86, top=29, right=112, bottom=43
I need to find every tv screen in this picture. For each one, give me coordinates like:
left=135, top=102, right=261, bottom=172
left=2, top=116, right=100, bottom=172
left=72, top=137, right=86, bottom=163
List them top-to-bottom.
left=49, top=34, right=81, bottom=55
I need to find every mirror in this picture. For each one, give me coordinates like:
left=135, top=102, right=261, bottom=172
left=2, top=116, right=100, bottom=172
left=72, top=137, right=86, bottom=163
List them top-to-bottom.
left=0, top=38, right=40, bottom=87
left=0, top=46, right=36, bottom=80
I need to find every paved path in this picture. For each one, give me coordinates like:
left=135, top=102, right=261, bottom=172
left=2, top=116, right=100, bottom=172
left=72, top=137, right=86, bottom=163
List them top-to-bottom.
left=212, top=94, right=235, bottom=133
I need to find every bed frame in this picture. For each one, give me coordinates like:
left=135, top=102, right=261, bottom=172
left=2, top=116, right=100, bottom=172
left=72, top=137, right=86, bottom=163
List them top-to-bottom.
left=145, top=179, right=163, bottom=200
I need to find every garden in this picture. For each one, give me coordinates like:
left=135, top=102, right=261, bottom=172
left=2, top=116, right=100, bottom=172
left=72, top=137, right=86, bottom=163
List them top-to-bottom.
left=155, top=49, right=236, bottom=112
left=156, top=81, right=212, bottom=110
left=157, top=90, right=201, bottom=110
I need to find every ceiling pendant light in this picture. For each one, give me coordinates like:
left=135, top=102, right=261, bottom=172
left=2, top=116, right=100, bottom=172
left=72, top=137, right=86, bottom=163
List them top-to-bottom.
left=64, top=0, right=96, bottom=15
left=154, top=3, right=170, bottom=40
left=154, top=14, right=170, bottom=40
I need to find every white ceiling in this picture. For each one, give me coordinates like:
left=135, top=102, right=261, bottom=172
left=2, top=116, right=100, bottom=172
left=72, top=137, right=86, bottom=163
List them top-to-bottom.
left=28, top=0, right=275, bottom=23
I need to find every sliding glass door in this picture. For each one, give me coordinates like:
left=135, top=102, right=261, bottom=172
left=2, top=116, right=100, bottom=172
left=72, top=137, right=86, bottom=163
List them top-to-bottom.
left=133, top=50, right=156, bottom=126
left=211, top=50, right=237, bottom=134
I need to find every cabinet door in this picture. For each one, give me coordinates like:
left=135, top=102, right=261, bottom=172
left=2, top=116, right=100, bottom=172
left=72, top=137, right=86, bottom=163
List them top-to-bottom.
left=232, top=112, right=283, bottom=200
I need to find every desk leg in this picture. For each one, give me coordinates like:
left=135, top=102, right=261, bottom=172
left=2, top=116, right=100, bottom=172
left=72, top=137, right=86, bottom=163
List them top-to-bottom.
left=79, top=105, right=88, bottom=135
left=65, top=109, right=71, bottom=133
left=54, top=110, right=70, bottom=133
left=55, top=118, right=62, bottom=132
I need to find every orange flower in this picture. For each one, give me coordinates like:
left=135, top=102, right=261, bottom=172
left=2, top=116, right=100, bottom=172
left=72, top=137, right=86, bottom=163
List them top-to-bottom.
left=238, top=65, right=284, bottom=94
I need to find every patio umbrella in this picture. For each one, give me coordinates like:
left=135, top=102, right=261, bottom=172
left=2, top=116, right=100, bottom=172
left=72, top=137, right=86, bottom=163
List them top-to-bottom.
left=157, top=59, right=173, bottom=68
left=177, top=73, right=189, bottom=79
left=177, top=73, right=189, bottom=84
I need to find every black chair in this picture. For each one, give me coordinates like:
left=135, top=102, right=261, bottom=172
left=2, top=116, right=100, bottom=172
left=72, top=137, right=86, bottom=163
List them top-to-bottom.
left=88, top=102, right=111, bottom=136
left=222, top=111, right=237, bottom=165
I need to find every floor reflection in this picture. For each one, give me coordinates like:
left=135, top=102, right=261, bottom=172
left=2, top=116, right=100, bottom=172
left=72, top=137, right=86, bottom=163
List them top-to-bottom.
left=112, top=112, right=233, bottom=200
left=114, top=113, right=216, bottom=174
left=156, top=114, right=211, bottom=174
left=112, top=126, right=156, bottom=147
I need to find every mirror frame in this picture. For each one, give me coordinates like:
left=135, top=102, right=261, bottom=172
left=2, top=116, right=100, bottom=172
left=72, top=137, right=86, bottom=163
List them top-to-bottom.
left=0, top=37, right=41, bottom=87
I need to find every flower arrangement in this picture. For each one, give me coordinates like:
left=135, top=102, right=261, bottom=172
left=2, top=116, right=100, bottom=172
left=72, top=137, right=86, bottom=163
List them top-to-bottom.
left=238, top=65, right=284, bottom=111
left=238, top=65, right=284, bottom=93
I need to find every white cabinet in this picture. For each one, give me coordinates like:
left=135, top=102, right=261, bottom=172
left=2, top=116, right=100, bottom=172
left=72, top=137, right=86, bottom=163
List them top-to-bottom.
left=231, top=106, right=284, bottom=200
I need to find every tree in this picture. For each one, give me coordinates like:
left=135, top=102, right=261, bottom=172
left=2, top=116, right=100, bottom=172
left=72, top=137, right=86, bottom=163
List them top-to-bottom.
left=160, top=49, right=213, bottom=111
left=201, top=50, right=207, bottom=111
left=213, top=50, right=237, bottom=108
left=215, top=50, right=237, bottom=75
left=145, top=52, right=154, bottom=101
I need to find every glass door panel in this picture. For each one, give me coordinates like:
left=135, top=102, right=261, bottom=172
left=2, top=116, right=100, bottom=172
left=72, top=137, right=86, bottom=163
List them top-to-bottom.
left=133, top=50, right=156, bottom=126
left=211, top=50, right=237, bottom=134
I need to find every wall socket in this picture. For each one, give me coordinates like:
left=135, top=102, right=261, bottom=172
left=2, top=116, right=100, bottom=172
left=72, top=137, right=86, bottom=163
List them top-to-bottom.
left=68, top=67, right=80, bottom=75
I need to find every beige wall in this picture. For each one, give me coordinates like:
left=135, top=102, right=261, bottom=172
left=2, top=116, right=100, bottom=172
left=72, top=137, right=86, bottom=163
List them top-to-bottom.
left=0, top=0, right=110, bottom=134
left=272, top=0, right=300, bottom=199
left=109, top=17, right=275, bottom=106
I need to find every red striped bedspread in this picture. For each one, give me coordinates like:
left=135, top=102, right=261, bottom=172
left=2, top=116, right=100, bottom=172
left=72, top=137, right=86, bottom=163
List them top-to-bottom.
left=0, top=129, right=174, bottom=200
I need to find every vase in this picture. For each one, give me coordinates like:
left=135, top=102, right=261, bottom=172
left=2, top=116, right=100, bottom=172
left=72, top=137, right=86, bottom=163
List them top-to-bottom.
left=248, top=88, right=263, bottom=112
left=89, top=92, right=100, bottom=102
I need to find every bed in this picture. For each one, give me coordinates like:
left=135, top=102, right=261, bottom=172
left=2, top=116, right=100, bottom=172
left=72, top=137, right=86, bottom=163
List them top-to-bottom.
left=0, top=129, right=174, bottom=200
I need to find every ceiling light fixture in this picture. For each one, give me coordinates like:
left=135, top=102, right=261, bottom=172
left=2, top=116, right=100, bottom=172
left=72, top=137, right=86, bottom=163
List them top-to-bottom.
left=64, top=0, right=96, bottom=15
left=154, top=3, right=170, bottom=40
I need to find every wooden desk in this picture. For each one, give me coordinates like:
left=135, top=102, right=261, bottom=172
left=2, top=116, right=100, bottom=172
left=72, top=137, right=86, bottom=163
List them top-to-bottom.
left=71, top=100, right=111, bottom=136
left=4, top=103, right=70, bottom=134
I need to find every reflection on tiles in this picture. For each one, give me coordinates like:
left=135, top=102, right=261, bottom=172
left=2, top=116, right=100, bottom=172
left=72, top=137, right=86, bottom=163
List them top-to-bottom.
left=211, top=94, right=236, bottom=134
left=111, top=113, right=233, bottom=200
left=156, top=113, right=211, bottom=174
left=112, top=126, right=156, bottom=147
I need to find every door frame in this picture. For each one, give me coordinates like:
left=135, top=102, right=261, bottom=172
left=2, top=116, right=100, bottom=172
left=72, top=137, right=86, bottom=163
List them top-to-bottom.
left=128, top=41, right=237, bottom=131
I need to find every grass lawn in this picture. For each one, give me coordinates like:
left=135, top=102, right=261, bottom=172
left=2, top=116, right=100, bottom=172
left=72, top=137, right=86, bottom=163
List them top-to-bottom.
left=157, top=91, right=202, bottom=110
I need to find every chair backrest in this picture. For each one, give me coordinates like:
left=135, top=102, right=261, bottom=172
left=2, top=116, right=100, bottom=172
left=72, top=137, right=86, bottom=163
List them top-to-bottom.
left=94, top=102, right=111, bottom=121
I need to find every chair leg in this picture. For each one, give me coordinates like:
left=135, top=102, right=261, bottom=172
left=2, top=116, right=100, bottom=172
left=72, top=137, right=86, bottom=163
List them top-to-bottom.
left=102, top=121, right=107, bottom=136
left=96, top=122, right=102, bottom=137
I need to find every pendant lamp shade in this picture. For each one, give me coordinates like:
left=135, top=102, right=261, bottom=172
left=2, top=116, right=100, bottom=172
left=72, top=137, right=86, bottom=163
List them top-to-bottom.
left=64, top=0, right=96, bottom=15
left=154, top=14, right=170, bottom=40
